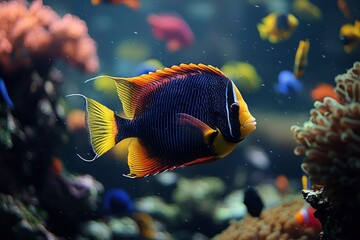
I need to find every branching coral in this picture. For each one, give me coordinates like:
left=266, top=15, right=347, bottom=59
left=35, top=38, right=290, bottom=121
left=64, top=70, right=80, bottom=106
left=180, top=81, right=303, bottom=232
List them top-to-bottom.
left=0, top=0, right=99, bottom=75
left=291, top=62, right=360, bottom=207
left=213, top=198, right=319, bottom=240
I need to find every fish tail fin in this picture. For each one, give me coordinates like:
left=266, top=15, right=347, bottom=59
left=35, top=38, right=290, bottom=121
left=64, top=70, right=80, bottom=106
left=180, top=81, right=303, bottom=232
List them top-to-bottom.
left=67, top=94, right=130, bottom=161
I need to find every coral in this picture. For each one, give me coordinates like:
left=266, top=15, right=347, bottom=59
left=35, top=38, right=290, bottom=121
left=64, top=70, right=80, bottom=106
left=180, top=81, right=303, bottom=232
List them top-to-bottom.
left=0, top=0, right=99, bottom=76
left=0, top=2, right=101, bottom=239
left=291, top=61, right=360, bottom=239
left=291, top=62, right=360, bottom=207
left=0, top=193, right=57, bottom=239
left=213, top=198, right=319, bottom=240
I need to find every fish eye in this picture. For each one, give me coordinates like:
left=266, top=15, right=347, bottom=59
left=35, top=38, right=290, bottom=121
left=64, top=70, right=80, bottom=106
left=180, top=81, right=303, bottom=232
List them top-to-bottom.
left=230, top=102, right=239, bottom=113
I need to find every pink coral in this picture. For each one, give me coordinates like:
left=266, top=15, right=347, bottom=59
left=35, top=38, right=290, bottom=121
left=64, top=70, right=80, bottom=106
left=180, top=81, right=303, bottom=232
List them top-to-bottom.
left=0, top=0, right=99, bottom=75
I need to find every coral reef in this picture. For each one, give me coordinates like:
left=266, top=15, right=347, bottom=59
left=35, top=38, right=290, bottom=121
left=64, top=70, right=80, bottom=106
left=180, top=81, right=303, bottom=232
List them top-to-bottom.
left=0, top=0, right=99, bottom=76
left=0, top=0, right=100, bottom=238
left=291, top=61, right=360, bottom=239
left=0, top=193, right=56, bottom=239
left=213, top=198, right=319, bottom=240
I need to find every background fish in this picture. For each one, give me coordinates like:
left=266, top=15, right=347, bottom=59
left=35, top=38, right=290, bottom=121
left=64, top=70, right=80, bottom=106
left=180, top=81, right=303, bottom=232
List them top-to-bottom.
left=257, top=13, right=299, bottom=43
left=294, top=39, right=310, bottom=79
left=71, top=64, right=256, bottom=178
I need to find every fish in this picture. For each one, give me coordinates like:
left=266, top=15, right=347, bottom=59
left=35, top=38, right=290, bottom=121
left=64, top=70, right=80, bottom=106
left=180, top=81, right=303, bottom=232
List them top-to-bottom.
left=91, top=0, right=140, bottom=10
left=292, top=0, right=322, bottom=21
left=337, top=0, right=351, bottom=19
left=257, top=12, right=299, bottom=43
left=147, top=13, right=194, bottom=52
left=339, top=20, right=360, bottom=53
left=294, top=39, right=310, bottom=79
left=135, top=59, right=164, bottom=76
left=221, top=61, right=262, bottom=91
left=69, top=64, right=256, bottom=178
left=274, top=70, right=302, bottom=95
left=0, top=78, right=14, bottom=109
left=311, top=83, right=340, bottom=103
left=66, top=109, right=86, bottom=132
left=50, top=157, right=64, bottom=178
left=275, top=175, right=289, bottom=195
left=301, top=175, right=312, bottom=190
left=243, top=187, right=264, bottom=217
left=103, top=189, right=135, bottom=216
left=295, top=205, right=322, bottom=232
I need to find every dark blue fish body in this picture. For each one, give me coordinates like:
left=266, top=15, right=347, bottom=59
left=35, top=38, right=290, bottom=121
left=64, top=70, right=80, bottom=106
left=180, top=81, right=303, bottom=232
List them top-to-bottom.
left=72, top=64, right=256, bottom=178
left=129, top=74, right=240, bottom=165
left=244, top=187, right=264, bottom=217
left=103, top=189, right=135, bottom=216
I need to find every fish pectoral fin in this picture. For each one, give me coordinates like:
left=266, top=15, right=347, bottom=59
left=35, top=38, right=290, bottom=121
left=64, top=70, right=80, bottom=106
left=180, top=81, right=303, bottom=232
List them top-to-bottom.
left=176, top=113, right=217, bottom=145
left=125, top=138, right=171, bottom=178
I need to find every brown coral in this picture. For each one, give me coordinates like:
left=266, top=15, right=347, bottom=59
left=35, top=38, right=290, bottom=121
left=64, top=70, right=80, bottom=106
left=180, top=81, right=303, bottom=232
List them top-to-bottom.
left=0, top=0, right=99, bottom=75
left=291, top=62, right=360, bottom=207
left=213, top=198, right=319, bottom=240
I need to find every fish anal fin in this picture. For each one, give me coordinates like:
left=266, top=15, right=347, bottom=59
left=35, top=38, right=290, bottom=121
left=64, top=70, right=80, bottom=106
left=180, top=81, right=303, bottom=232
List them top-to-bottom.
left=177, top=113, right=217, bottom=145
left=126, top=138, right=171, bottom=178
left=182, top=156, right=217, bottom=167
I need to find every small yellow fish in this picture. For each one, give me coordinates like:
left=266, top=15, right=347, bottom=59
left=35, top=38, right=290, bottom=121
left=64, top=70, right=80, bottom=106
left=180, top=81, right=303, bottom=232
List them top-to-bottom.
left=292, top=0, right=322, bottom=21
left=257, top=12, right=299, bottom=43
left=339, top=20, right=360, bottom=53
left=294, top=39, right=310, bottom=79
left=221, top=61, right=262, bottom=91
left=70, top=64, right=256, bottom=178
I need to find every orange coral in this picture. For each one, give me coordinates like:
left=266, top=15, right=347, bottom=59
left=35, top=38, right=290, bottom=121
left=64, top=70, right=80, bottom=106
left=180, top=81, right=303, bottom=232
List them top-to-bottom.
left=0, top=0, right=99, bottom=75
left=213, top=198, right=319, bottom=240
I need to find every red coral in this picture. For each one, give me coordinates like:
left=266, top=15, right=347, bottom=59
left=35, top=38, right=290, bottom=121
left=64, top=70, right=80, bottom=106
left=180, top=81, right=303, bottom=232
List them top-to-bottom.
left=0, top=0, right=99, bottom=75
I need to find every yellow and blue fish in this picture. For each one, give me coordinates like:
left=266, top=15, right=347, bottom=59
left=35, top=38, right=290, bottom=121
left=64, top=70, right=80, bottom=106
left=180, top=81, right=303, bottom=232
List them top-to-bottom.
left=257, top=12, right=299, bottom=43
left=340, top=20, right=360, bottom=53
left=294, top=39, right=310, bottom=79
left=70, top=64, right=256, bottom=178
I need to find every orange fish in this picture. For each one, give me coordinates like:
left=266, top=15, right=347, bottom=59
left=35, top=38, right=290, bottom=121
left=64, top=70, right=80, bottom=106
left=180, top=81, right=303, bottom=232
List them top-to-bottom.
left=91, top=0, right=140, bottom=10
left=337, top=0, right=351, bottom=19
left=311, top=83, right=340, bottom=103
left=66, top=109, right=86, bottom=132
left=50, top=157, right=64, bottom=177
left=275, top=175, right=290, bottom=195
left=295, top=205, right=322, bottom=232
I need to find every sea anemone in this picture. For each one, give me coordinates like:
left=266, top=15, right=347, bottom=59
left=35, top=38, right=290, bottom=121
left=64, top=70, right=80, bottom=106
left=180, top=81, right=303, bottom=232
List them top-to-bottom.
left=291, top=62, right=360, bottom=207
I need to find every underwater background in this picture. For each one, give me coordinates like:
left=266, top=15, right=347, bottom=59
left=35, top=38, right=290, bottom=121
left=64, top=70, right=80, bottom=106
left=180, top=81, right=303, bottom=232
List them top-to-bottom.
left=0, top=0, right=359, bottom=239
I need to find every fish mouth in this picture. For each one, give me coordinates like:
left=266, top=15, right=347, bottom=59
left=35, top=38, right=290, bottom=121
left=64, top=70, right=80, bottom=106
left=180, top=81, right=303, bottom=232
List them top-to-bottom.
left=240, top=117, right=257, bottom=139
left=244, top=117, right=257, bottom=129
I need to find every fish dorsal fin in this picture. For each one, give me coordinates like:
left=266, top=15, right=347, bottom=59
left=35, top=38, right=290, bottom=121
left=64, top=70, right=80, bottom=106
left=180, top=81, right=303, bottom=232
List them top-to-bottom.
left=96, top=64, right=225, bottom=118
